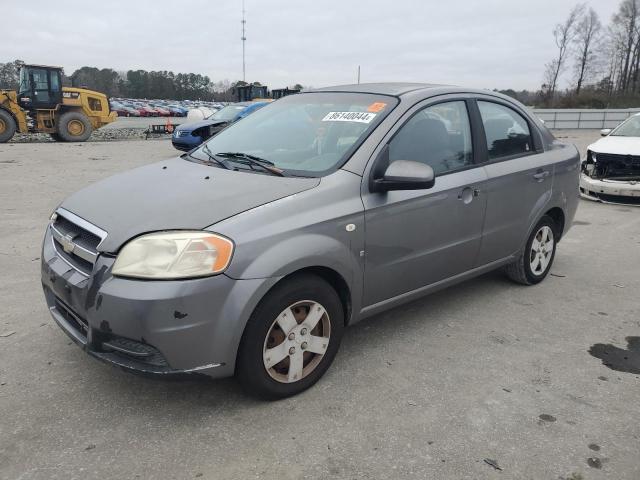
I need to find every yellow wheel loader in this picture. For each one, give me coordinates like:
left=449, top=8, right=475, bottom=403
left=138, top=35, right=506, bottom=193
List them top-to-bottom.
left=0, top=64, right=116, bottom=143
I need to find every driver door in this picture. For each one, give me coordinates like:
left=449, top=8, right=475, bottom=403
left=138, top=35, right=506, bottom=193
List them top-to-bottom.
left=21, top=68, right=62, bottom=109
left=361, top=98, right=488, bottom=306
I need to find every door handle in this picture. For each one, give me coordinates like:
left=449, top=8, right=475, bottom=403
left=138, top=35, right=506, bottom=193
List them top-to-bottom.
left=532, top=170, right=550, bottom=182
left=458, top=187, right=478, bottom=204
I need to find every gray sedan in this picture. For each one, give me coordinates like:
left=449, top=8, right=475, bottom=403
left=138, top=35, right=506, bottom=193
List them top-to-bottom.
left=41, top=83, right=579, bottom=398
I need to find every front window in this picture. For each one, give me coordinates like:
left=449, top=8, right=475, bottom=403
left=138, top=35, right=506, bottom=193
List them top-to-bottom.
left=18, top=68, right=29, bottom=95
left=31, top=69, right=49, bottom=91
left=190, top=92, right=398, bottom=176
left=389, top=101, right=473, bottom=175
left=208, top=105, right=246, bottom=121
left=611, top=116, right=640, bottom=137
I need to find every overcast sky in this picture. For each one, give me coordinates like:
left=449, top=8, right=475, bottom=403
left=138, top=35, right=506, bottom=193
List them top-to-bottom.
left=2, top=0, right=619, bottom=91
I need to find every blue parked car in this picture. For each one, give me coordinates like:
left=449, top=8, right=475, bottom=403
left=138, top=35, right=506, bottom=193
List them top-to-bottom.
left=172, top=102, right=269, bottom=151
left=166, top=105, right=188, bottom=117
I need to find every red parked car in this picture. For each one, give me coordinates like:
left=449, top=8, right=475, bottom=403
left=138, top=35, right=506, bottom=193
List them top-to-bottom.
left=135, top=105, right=158, bottom=117
left=153, top=106, right=171, bottom=117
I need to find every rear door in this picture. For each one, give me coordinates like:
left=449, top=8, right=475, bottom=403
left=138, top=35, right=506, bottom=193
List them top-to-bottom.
left=361, top=97, right=488, bottom=306
left=472, top=97, right=555, bottom=264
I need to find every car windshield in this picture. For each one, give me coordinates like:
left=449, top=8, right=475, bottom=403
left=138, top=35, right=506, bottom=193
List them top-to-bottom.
left=189, top=92, right=397, bottom=176
left=209, top=105, right=246, bottom=121
left=611, top=116, right=640, bottom=137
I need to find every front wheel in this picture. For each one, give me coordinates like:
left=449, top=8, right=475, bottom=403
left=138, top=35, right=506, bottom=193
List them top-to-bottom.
left=0, top=109, right=17, bottom=143
left=504, top=215, right=558, bottom=285
left=236, top=274, right=344, bottom=399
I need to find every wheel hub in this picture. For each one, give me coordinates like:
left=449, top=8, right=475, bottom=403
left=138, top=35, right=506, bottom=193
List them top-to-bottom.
left=68, top=119, right=85, bottom=136
left=529, top=225, right=554, bottom=275
left=263, top=300, right=331, bottom=384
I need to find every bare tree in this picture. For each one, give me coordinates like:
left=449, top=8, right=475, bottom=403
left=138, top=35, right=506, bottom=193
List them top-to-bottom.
left=612, top=0, right=640, bottom=92
left=543, top=3, right=585, bottom=102
left=573, top=8, right=602, bottom=94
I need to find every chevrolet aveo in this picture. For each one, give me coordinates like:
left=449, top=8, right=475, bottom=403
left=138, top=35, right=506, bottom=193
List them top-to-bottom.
left=42, top=84, right=579, bottom=399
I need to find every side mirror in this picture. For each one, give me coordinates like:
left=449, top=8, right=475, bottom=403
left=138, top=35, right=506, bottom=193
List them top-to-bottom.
left=600, top=128, right=612, bottom=136
left=373, top=160, right=435, bottom=192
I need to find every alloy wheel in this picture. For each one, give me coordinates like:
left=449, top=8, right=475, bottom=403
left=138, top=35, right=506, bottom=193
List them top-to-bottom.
left=529, top=225, right=554, bottom=276
left=263, top=300, right=331, bottom=383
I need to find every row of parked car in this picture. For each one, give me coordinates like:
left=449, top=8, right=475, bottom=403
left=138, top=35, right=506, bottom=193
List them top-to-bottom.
left=109, top=98, right=225, bottom=118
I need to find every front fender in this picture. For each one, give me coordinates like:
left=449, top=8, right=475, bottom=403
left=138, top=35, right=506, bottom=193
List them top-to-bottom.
left=226, top=232, right=364, bottom=322
left=228, top=233, right=357, bottom=280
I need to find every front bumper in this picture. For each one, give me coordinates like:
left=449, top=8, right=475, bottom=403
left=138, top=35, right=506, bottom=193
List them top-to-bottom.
left=171, top=133, right=202, bottom=151
left=579, top=173, right=640, bottom=205
left=41, top=225, right=278, bottom=378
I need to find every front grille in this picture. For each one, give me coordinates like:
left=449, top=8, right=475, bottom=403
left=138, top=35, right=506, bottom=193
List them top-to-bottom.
left=596, top=153, right=640, bottom=167
left=51, top=212, right=105, bottom=275
left=54, top=215, right=101, bottom=251
left=54, top=244, right=94, bottom=274
left=55, top=297, right=88, bottom=338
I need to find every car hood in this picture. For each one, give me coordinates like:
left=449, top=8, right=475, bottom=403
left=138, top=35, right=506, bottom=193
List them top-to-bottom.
left=175, top=119, right=227, bottom=132
left=588, top=136, right=640, bottom=156
left=59, top=157, right=320, bottom=253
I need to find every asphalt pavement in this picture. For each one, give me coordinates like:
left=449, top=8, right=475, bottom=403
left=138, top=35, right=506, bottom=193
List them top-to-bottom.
left=0, top=132, right=638, bottom=480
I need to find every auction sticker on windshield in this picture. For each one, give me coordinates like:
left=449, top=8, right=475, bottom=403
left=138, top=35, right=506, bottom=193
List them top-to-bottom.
left=322, top=112, right=377, bottom=123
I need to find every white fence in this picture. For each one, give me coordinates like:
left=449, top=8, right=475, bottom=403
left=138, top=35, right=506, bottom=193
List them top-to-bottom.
left=532, top=108, right=640, bottom=129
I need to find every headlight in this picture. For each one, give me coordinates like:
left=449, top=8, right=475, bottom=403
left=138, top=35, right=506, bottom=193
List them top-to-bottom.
left=112, top=231, right=234, bottom=279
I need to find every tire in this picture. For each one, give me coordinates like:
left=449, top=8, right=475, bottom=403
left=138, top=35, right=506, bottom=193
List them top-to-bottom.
left=0, top=109, right=17, bottom=143
left=56, top=111, right=92, bottom=142
left=49, top=133, right=62, bottom=142
left=504, top=215, right=558, bottom=285
left=236, top=274, right=345, bottom=400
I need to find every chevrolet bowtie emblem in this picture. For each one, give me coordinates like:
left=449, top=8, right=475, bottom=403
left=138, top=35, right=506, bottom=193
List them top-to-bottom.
left=61, top=233, right=76, bottom=254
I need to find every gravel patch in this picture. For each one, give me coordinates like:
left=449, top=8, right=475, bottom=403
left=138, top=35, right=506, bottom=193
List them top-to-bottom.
left=10, top=128, right=170, bottom=143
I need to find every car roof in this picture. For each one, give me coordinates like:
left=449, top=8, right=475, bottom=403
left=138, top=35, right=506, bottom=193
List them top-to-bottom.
left=311, top=82, right=446, bottom=96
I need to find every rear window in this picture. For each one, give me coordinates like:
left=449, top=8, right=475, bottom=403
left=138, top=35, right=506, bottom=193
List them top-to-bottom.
left=88, top=97, right=102, bottom=112
left=478, top=101, right=532, bottom=160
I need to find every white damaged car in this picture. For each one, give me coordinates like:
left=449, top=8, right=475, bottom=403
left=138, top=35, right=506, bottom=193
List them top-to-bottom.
left=581, top=114, right=640, bottom=205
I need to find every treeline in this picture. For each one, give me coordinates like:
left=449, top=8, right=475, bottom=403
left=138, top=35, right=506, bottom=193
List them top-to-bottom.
left=511, top=0, right=640, bottom=108
left=0, top=60, right=296, bottom=101
left=70, top=67, right=221, bottom=100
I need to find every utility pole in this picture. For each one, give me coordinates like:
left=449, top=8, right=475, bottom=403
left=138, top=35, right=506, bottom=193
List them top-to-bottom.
left=241, top=0, right=247, bottom=82
left=357, top=65, right=360, bottom=84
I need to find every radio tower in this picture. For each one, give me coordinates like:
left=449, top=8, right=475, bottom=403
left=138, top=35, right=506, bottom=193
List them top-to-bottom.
left=241, top=0, right=246, bottom=82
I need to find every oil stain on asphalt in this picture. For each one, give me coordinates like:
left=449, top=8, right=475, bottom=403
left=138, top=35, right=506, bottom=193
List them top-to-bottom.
left=589, top=336, right=640, bottom=374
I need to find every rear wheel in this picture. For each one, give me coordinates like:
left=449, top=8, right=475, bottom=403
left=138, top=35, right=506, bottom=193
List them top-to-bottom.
left=0, top=109, right=17, bottom=143
left=57, top=111, right=92, bottom=142
left=504, top=215, right=558, bottom=285
left=236, top=274, right=344, bottom=399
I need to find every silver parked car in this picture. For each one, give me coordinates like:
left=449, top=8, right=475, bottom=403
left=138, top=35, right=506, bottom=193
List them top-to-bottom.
left=41, top=83, right=579, bottom=399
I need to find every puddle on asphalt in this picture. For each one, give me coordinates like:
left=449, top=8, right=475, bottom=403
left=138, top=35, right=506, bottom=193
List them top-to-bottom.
left=589, top=337, right=640, bottom=374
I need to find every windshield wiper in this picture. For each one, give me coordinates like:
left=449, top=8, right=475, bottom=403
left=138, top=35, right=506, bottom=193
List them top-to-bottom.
left=200, top=144, right=232, bottom=170
left=215, top=152, right=285, bottom=176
